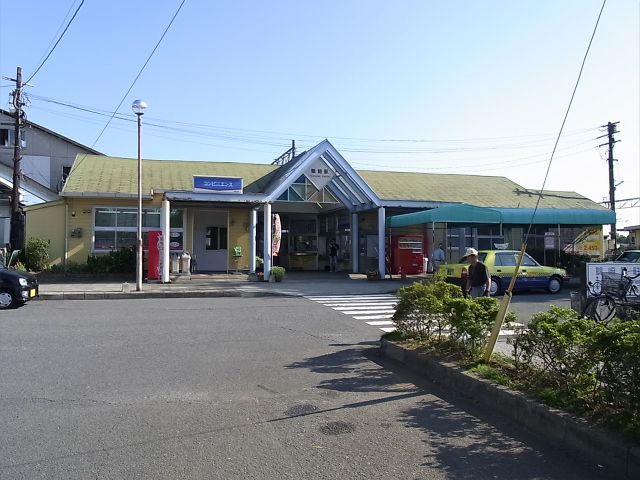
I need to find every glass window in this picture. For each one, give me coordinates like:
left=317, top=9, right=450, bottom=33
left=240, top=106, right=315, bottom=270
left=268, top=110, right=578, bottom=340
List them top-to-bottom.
left=92, top=207, right=184, bottom=252
left=95, top=209, right=117, bottom=227
left=117, top=209, right=137, bottom=227
left=143, top=209, right=161, bottom=228
left=170, top=209, right=184, bottom=228
left=205, top=227, right=228, bottom=250
left=116, top=231, right=136, bottom=249
left=496, top=253, right=516, bottom=266
left=521, top=253, right=538, bottom=266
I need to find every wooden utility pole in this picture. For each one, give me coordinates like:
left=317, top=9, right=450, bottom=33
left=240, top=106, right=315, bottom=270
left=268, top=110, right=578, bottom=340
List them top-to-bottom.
left=7, top=67, right=25, bottom=250
left=605, top=122, right=619, bottom=250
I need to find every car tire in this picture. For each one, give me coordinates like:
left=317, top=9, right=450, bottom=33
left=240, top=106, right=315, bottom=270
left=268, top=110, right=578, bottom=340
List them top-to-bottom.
left=547, top=276, right=562, bottom=294
left=489, top=277, right=501, bottom=296
left=0, top=289, right=17, bottom=309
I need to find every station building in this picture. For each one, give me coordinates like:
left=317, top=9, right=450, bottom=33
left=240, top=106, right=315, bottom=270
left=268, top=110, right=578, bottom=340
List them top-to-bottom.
left=24, top=140, right=614, bottom=280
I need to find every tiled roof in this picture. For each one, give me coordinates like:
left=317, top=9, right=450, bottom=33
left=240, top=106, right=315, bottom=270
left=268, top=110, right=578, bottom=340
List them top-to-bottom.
left=63, top=154, right=606, bottom=211
left=62, top=155, right=278, bottom=196
left=358, top=170, right=604, bottom=209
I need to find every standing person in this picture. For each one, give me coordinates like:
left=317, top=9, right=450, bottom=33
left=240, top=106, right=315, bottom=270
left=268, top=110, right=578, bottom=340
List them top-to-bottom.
left=329, top=238, right=339, bottom=272
left=432, top=243, right=446, bottom=272
left=464, top=248, right=491, bottom=298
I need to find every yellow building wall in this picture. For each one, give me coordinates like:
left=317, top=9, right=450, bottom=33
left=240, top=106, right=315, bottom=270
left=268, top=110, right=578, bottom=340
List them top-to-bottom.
left=26, top=196, right=254, bottom=271
left=24, top=200, right=66, bottom=266
left=228, top=208, right=251, bottom=270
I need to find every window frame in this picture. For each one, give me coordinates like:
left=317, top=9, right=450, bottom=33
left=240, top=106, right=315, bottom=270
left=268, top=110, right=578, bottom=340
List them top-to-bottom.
left=91, top=206, right=185, bottom=253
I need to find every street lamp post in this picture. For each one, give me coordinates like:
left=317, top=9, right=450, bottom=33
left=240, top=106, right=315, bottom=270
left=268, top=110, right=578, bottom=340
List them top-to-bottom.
left=132, top=100, right=147, bottom=291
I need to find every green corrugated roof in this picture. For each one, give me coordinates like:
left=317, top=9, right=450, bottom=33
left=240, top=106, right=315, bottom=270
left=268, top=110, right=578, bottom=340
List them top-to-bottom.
left=62, top=155, right=279, bottom=196
left=63, top=155, right=607, bottom=213
left=357, top=170, right=604, bottom=209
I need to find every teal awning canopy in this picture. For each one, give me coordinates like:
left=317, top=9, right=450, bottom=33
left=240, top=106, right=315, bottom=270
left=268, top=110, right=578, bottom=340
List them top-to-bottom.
left=386, top=203, right=616, bottom=228
left=387, top=204, right=502, bottom=227
left=495, top=208, right=616, bottom=225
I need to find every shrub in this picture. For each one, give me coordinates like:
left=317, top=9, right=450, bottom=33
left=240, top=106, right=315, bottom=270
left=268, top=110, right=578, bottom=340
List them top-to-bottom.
left=20, top=237, right=50, bottom=271
left=85, top=248, right=135, bottom=273
left=270, top=266, right=286, bottom=278
left=392, top=281, right=516, bottom=358
left=393, top=281, right=462, bottom=340
left=512, top=307, right=604, bottom=411
left=591, top=320, right=640, bottom=436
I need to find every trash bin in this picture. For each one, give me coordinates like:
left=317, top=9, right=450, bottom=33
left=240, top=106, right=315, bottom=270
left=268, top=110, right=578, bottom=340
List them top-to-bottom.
left=181, top=252, right=191, bottom=273
left=171, top=254, right=180, bottom=273
left=570, top=291, right=585, bottom=314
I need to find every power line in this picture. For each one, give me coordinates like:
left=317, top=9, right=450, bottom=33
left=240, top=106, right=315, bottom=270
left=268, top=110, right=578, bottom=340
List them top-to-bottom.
left=25, top=0, right=85, bottom=84
left=91, top=0, right=187, bottom=149
left=524, top=0, right=607, bottom=242
left=29, top=92, right=600, bottom=154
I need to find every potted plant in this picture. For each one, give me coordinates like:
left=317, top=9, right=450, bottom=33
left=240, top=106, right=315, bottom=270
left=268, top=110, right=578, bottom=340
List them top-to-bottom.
left=255, top=256, right=264, bottom=272
left=270, top=266, right=286, bottom=282
left=366, top=269, right=381, bottom=281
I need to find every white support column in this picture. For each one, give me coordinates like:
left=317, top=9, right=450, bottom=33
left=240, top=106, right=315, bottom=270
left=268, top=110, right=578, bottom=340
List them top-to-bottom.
left=161, top=199, right=170, bottom=283
left=263, top=203, right=272, bottom=281
left=378, top=206, right=386, bottom=278
left=249, top=208, right=257, bottom=273
left=351, top=212, right=359, bottom=273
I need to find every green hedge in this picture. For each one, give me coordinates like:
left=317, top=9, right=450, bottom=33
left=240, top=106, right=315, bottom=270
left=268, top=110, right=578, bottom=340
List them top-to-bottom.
left=392, top=281, right=517, bottom=358
left=512, top=307, right=640, bottom=439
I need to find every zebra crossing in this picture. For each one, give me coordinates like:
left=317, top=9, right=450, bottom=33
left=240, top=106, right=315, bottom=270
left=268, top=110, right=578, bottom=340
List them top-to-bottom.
left=305, top=294, right=525, bottom=336
left=305, top=294, right=398, bottom=332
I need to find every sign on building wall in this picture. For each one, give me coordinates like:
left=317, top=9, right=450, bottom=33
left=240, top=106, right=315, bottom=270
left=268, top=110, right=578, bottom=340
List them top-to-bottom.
left=304, top=158, right=334, bottom=190
left=193, top=176, right=243, bottom=194
left=563, top=225, right=603, bottom=257
left=585, top=262, right=640, bottom=297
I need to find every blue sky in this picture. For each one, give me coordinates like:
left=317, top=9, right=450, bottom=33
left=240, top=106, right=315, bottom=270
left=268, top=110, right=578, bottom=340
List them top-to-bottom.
left=1, top=0, right=638, bottom=228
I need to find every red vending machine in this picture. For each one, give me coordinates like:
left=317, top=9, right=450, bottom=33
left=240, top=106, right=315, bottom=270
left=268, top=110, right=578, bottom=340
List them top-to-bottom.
left=389, top=235, right=424, bottom=274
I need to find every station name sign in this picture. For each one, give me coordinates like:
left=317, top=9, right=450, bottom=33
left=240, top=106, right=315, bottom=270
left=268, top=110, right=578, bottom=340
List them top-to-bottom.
left=193, top=176, right=243, bottom=194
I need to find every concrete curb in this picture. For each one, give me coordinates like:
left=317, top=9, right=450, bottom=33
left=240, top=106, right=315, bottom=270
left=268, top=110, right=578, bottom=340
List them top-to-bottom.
left=34, top=289, right=304, bottom=301
left=380, top=339, right=639, bottom=479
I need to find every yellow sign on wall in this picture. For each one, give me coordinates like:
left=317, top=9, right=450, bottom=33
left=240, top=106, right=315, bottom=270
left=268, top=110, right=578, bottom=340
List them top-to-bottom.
left=564, top=225, right=603, bottom=256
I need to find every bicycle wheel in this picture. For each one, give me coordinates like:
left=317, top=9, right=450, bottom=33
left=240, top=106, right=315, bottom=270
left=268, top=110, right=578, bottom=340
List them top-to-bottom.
left=583, top=296, right=617, bottom=323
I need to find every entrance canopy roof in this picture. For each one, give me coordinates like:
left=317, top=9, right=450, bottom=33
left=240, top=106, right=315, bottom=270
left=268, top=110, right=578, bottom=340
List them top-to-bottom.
left=387, top=203, right=616, bottom=228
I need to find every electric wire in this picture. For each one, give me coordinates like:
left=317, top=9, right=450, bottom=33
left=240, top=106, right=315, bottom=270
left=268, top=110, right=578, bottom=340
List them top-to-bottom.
left=25, top=0, right=85, bottom=84
left=90, top=0, right=187, bottom=149
left=523, top=0, right=607, bottom=243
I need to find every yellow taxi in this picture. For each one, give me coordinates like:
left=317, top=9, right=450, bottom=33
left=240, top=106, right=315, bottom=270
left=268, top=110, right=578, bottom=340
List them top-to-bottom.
left=439, top=249, right=566, bottom=296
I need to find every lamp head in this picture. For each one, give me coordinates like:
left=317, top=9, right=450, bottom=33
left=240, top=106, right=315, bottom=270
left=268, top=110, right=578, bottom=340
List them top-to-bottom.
left=131, top=99, right=147, bottom=116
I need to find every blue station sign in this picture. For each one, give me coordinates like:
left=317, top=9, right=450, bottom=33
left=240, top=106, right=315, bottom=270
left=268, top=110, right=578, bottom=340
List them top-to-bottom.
left=193, top=176, right=243, bottom=194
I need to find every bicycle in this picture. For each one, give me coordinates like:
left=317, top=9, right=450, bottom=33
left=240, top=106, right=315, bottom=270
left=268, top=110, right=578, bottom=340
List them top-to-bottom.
left=583, top=268, right=640, bottom=323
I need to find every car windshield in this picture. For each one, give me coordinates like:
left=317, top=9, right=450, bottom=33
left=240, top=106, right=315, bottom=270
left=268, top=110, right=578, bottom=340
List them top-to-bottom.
left=616, top=251, right=640, bottom=262
left=458, top=252, right=487, bottom=263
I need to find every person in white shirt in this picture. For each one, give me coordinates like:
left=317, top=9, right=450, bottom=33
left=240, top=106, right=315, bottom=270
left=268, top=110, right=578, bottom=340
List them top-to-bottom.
left=433, top=243, right=446, bottom=271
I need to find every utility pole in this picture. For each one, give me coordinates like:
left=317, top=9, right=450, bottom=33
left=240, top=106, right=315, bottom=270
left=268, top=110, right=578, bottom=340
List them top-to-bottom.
left=4, top=67, right=28, bottom=251
left=598, top=121, right=620, bottom=252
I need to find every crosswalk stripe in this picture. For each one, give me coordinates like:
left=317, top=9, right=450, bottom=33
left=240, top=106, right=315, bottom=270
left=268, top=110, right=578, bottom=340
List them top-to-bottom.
left=305, top=294, right=524, bottom=336
left=306, top=295, right=396, bottom=301
left=323, top=302, right=396, bottom=307
left=355, top=315, right=394, bottom=320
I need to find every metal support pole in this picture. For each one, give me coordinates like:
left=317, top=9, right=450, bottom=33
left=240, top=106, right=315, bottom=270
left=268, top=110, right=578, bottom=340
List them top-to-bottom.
left=136, top=113, right=143, bottom=291
left=161, top=199, right=170, bottom=283
left=263, top=203, right=272, bottom=281
left=378, top=207, right=386, bottom=278
left=249, top=208, right=257, bottom=273
left=351, top=212, right=359, bottom=273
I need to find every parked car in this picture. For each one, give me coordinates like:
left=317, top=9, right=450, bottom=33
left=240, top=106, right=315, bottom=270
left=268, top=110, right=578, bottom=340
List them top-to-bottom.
left=439, top=249, right=566, bottom=296
left=614, top=250, right=640, bottom=263
left=0, top=263, right=38, bottom=309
